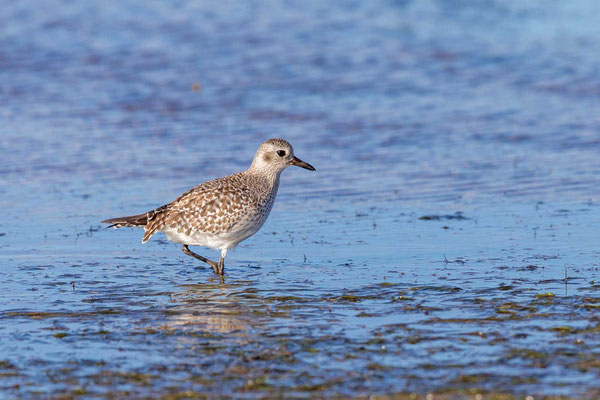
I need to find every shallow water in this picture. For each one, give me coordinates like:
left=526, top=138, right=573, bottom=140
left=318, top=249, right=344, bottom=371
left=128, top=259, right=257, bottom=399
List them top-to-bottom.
left=1, top=0, right=600, bottom=398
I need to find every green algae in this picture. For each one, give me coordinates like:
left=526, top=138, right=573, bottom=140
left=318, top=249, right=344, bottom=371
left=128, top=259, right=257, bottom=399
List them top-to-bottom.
left=5, top=254, right=600, bottom=398
left=535, top=292, right=556, bottom=299
left=551, top=326, right=576, bottom=334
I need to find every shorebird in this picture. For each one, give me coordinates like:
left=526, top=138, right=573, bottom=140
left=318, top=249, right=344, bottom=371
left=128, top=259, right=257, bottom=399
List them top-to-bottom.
left=102, top=138, right=315, bottom=276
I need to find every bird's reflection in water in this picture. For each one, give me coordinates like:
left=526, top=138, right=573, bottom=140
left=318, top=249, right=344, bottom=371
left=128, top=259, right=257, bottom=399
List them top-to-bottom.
left=158, top=277, right=266, bottom=336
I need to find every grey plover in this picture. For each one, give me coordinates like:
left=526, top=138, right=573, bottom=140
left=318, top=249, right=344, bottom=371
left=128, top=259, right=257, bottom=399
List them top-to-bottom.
left=102, top=138, right=315, bottom=276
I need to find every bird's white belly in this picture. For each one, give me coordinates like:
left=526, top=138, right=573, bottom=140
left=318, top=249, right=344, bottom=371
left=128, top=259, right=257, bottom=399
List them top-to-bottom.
left=160, top=218, right=266, bottom=250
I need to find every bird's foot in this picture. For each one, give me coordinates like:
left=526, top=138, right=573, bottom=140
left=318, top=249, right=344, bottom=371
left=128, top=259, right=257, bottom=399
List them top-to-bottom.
left=206, top=259, right=220, bottom=275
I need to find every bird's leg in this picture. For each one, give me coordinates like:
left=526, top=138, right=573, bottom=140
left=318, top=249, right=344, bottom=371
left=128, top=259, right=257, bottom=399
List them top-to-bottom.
left=181, top=245, right=219, bottom=274
left=217, top=248, right=227, bottom=276
left=217, top=258, right=225, bottom=276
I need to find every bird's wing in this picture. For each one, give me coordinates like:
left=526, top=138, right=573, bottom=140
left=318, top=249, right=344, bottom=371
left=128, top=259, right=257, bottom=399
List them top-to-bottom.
left=142, top=174, right=257, bottom=243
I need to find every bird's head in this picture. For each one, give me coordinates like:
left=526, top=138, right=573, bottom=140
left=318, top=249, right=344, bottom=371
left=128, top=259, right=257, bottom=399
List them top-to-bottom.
left=250, top=138, right=316, bottom=175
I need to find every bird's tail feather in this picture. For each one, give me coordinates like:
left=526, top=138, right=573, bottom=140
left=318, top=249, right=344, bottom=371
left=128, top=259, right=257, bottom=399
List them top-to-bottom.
left=102, top=213, right=148, bottom=228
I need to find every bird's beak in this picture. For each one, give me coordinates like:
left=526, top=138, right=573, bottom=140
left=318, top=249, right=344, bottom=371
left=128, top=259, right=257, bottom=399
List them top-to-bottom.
left=289, top=156, right=316, bottom=171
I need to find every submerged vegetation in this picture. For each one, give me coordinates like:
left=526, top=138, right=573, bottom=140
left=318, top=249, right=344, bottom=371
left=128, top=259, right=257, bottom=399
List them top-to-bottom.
left=2, top=239, right=600, bottom=398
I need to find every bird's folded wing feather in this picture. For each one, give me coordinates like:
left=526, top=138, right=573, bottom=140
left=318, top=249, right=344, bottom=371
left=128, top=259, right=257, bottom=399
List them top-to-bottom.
left=142, top=175, right=257, bottom=243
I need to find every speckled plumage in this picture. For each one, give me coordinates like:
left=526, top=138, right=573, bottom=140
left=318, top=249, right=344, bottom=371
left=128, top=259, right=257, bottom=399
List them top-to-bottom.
left=102, top=138, right=315, bottom=275
left=142, top=170, right=279, bottom=248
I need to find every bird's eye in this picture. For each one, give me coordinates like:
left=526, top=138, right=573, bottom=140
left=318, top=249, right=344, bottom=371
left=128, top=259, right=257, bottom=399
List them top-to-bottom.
left=277, top=150, right=286, bottom=157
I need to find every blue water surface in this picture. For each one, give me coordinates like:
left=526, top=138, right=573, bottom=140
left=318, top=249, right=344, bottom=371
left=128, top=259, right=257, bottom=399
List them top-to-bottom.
left=1, top=0, right=600, bottom=397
